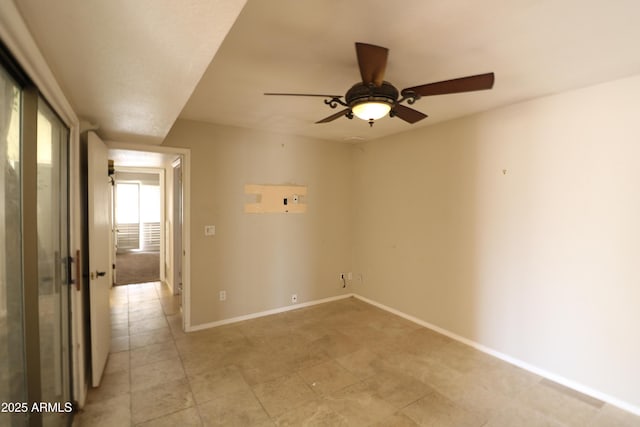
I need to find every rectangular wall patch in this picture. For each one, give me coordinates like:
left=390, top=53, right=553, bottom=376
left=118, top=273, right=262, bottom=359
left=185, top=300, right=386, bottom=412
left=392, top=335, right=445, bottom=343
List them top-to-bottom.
left=244, top=184, right=307, bottom=213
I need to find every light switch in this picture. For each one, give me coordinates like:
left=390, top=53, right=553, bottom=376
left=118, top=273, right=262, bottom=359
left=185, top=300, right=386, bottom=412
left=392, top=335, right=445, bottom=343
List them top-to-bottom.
left=204, top=225, right=215, bottom=236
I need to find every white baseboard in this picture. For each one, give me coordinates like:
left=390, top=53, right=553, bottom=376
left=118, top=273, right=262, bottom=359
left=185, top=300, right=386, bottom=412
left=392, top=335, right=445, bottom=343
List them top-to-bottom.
left=186, top=293, right=354, bottom=332
left=353, top=294, right=640, bottom=417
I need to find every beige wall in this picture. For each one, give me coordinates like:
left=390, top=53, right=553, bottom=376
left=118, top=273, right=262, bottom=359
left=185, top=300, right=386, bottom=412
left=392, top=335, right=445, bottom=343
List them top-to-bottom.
left=163, top=74, right=640, bottom=409
left=352, top=74, right=640, bottom=408
left=163, top=120, right=353, bottom=326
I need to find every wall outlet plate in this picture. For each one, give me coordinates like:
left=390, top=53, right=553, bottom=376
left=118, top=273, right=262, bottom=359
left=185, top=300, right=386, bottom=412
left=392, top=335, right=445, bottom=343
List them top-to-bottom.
left=205, top=225, right=216, bottom=236
left=219, top=290, right=226, bottom=301
left=291, top=294, right=298, bottom=303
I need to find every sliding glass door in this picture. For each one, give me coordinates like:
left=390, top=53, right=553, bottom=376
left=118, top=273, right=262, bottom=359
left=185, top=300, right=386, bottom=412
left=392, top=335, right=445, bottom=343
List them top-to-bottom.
left=1, top=46, right=72, bottom=426
left=0, top=53, right=27, bottom=427
left=37, top=99, right=71, bottom=427
left=115, top=179, right=161, bottom=253
left=115, top=182, right=140, bottom=251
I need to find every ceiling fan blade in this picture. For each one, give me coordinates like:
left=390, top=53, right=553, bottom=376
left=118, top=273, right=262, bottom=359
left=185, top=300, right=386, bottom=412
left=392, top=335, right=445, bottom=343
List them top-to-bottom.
left=355, top=42, right=388, bottom=87
left=403, top=73, right=495, bottom=97
left=264, top=93, right=342, bottom=98
left=393, top=104, right=427, bottom=124
left=316, top=108, right=351, bottom=124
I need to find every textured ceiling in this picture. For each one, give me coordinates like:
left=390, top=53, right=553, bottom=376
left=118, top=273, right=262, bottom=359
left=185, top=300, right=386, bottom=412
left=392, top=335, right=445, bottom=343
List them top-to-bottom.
left=14, top=0, right=640, bottom=144
left=15, top=0, right=247, bottom=144
left=180, top=0, right=640, bottom=142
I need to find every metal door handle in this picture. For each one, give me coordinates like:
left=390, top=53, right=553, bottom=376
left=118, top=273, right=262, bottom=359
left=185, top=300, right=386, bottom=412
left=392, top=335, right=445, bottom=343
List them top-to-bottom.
left=91, top=271, right=107, bottom=280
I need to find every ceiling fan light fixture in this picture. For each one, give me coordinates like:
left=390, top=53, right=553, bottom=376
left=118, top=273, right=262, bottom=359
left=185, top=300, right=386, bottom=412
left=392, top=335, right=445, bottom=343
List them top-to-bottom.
left=346, top=82, right=398, bottom=125
left=352, top=101, right=391, bottom=121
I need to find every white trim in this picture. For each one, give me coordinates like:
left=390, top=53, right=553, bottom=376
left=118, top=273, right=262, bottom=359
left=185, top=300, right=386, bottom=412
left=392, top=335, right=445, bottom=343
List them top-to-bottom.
left=180, top=151, right=191, bottom=331
left=169, top=157, right=183, bottom=295
left=186, top=293, right=354, bottom=332
left=352, top=294, right=640, bottom=417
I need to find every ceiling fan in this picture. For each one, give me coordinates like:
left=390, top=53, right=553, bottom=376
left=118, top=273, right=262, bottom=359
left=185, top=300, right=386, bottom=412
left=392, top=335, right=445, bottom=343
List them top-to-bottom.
left=265, top=42, right=495, bottom=127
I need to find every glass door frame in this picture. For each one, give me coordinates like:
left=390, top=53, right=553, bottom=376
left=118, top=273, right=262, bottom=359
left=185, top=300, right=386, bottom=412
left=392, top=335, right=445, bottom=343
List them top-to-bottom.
left=1, top=41, right=73, bottom=427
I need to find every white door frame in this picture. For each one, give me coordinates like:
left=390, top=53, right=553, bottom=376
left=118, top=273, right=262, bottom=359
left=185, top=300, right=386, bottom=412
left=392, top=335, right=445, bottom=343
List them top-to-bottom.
left=106, top=141, right=191, bottom=332
left=171, top=157, right=183, bottom=296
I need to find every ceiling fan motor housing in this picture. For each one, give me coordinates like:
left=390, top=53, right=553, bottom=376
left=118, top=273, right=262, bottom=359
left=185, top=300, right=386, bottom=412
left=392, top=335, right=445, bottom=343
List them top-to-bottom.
left=345, top=81, right=399, bottom=111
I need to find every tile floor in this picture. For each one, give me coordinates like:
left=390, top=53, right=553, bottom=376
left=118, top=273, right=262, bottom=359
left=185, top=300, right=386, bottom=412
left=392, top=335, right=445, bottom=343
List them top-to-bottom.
left=73, top=282, right=640, bottom=426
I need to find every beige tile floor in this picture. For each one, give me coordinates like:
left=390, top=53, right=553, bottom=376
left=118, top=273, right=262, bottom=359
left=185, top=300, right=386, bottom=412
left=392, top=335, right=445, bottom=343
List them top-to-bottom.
left=73, top=282, right=640, bottom=426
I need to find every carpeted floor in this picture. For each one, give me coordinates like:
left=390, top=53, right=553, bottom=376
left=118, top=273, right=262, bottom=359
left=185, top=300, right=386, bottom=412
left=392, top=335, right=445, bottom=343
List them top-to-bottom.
left=114, top=251, right=160, bottom=285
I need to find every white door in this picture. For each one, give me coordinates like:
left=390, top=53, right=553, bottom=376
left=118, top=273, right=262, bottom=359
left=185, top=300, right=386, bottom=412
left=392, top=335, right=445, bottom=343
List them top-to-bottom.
left=87, top=131, right=112, bottom=387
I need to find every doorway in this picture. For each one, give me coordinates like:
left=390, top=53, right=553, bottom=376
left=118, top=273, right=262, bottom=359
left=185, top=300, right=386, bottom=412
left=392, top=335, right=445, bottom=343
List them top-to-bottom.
left=106, top=144, right=190, bottom=331
left=113, top=170, right=162, bottom=286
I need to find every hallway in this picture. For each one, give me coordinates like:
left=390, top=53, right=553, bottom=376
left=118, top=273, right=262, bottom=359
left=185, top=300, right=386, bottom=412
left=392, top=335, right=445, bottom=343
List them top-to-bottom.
left=74, top=282, right=185, bottom=425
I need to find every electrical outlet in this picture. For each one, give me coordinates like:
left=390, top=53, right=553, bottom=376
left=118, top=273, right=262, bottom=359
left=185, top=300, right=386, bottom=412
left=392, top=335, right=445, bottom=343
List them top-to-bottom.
left=347, top=272, right=353, bottom=280
left=339, top=273, right=345, bottom=280
left=219, top=290, right=226, bottom=301
left=291, top=294, right=298, bottom=303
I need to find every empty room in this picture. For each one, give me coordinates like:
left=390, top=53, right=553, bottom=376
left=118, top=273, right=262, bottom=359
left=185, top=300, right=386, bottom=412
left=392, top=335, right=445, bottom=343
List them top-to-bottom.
left=1, top=0, right=640, bottom=426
